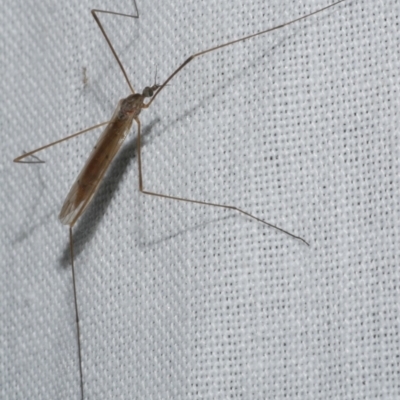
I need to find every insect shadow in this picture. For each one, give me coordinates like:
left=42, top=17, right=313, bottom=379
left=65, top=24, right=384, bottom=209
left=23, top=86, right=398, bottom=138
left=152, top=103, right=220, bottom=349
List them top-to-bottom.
left=60, top=117, right=160, bottom=267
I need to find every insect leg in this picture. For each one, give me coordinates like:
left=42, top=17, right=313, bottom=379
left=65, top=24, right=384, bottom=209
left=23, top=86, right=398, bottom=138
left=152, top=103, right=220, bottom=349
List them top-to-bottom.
left=91, top=0, right=139, bottom=94
left=134, top=118, right=309, bottom=245
left=14, top=121, right=109, bottom=163
left=69, top=226, right=84, bottom=400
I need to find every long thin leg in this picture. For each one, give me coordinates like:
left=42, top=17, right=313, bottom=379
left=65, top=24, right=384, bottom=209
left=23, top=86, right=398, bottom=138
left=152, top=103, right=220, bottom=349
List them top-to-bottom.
left=91, top=0, right=139, bottom=95
left=145, top=0, right=346, bottom=107
left=134, top=117, right=309, bottom=245
left=14, top=121, right=109, bottom=163
left=16, top=153, right=46, bottom=164
left=69, top=227, right=84, bottom=400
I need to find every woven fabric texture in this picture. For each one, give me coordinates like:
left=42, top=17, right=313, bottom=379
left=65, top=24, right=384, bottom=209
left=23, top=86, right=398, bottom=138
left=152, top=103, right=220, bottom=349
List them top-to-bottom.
left=1, top=0, right=399, bottom=399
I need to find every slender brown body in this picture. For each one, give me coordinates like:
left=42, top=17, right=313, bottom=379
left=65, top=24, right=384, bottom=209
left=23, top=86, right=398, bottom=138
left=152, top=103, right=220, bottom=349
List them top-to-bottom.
left=59, top=93, right=146, bottom=227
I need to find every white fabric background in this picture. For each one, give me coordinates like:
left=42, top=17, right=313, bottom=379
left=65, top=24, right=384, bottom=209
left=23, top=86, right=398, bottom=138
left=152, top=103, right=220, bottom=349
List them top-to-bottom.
left=1, top=0, right=399, bottom=399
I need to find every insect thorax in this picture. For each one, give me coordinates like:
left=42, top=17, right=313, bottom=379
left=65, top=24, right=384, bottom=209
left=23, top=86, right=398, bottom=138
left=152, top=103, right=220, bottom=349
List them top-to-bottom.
left=118, top=93, right=145, bottom=120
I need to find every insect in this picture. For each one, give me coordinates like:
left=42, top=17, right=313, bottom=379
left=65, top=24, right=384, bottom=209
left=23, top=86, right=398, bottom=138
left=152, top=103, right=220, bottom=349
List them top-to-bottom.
left=14, top=1, right=346, bottom=398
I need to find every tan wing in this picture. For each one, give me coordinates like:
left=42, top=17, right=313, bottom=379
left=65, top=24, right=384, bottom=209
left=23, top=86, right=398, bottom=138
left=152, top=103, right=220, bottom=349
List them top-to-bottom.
left=59, top=101, right=135, bottom=227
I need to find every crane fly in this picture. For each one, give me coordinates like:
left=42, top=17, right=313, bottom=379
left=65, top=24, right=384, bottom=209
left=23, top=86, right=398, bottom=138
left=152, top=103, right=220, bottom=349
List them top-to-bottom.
left=14, top=1, right=347, bottom=398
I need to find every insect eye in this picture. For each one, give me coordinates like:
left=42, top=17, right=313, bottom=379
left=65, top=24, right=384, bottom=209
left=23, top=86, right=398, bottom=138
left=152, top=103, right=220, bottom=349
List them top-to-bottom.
left=143, top=87, right=153, bottom=97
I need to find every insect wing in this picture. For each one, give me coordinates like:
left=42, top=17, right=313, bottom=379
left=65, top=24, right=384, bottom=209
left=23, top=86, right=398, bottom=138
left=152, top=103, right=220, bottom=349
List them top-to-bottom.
left=59, top=102, right=134, bottom=226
